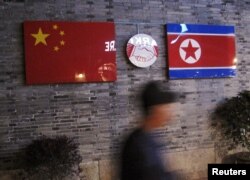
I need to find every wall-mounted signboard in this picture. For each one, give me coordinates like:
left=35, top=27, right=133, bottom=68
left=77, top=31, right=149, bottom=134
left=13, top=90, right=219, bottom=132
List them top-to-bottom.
left=24, top=21, right=116, bottom=85
left=166, top=23, right=236, bottom=79
left=126, top=34, right=158, bottom=68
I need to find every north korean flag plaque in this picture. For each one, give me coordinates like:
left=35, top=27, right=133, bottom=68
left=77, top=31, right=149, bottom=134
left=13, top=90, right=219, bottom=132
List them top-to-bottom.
left=167, top=23, right=236, bottom=79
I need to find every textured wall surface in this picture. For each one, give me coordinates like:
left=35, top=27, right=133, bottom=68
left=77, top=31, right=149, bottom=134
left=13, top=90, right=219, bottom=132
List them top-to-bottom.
left=0, top=0, right=250, bottom=179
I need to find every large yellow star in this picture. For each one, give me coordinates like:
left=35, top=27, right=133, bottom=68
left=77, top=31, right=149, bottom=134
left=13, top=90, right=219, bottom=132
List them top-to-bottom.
left=31, top=28, right=50, bottom=46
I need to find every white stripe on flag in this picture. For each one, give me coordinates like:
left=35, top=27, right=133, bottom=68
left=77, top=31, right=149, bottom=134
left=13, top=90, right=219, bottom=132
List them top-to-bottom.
left=167, top=33, right=235, bottom=37
left=169, top=66, right=236, bottom=70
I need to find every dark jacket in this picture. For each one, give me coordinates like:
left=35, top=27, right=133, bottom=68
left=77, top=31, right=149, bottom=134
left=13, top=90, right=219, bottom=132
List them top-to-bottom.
left=121, top=128, right=174, bottom=180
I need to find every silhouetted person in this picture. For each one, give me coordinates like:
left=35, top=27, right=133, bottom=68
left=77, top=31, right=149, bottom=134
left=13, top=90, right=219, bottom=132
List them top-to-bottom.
left=121, top=81, right=179, bottom=180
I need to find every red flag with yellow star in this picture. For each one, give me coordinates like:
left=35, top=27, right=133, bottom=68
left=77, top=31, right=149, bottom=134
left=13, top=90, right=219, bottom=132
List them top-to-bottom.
left=23, top=21, right=116, bottom=84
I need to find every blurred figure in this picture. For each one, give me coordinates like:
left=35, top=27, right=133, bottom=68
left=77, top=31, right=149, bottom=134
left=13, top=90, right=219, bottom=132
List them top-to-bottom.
left=121, top=81, right=179, bottom=180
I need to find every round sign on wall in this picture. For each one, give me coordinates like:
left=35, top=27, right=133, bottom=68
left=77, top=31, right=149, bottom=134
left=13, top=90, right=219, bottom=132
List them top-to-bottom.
left=126, top=34, right=159, bottom=68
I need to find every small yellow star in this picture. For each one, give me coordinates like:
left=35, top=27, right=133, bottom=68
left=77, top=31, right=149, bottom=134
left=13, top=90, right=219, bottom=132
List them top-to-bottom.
left=53, top=24, right=58, bottom=30
left=31, top=28, right=50, bottom=46
left=60, top=31, right=65, bottom=36
left=60, top=40, right=65, bottom=46
left=54, top=46, right=59, bottom=51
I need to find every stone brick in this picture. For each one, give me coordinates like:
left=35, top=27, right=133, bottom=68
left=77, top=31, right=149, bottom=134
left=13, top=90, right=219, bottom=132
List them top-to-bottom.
left=164, top=148, right=215, bottom=177
left=99, top=159, right=118, bottom=180
left=79, top=161, right=99, bottom=180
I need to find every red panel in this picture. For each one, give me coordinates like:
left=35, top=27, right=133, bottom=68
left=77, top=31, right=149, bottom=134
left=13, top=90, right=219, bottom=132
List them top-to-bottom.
left=24, top=21, right=116, bottom=84
left=167, top=34, right=236, bottom=68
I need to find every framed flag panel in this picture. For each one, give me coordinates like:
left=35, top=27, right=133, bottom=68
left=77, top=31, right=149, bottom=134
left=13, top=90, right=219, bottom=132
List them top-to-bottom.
left=24, top=21, right=116, bottom=85
left=166, top=23, right=236, bottom=79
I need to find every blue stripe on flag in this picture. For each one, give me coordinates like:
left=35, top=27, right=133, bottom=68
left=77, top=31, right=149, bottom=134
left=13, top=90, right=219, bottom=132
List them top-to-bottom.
left=167, top=23, right=235, bottom=34
left=169, top=68, right=236, bottom=79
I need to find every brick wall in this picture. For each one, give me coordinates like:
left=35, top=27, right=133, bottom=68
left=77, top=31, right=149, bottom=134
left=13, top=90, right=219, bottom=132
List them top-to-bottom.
left=0, top=0, right=250, bottom=179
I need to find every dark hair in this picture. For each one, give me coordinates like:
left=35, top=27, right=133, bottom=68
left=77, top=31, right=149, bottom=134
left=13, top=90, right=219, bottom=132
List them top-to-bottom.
left=141, top=81, right=178, bottom=115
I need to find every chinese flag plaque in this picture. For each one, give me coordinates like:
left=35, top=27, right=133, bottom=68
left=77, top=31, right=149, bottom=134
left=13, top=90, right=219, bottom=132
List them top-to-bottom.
left=24, top=21, right=117, bottom=84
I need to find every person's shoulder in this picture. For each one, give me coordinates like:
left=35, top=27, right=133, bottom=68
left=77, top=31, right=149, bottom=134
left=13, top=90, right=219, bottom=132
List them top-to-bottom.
left=122, top=128, right=145, bottom=154
left=124, top=128, right=146, bottom=145
left=128, top=128, right=144, bottom=139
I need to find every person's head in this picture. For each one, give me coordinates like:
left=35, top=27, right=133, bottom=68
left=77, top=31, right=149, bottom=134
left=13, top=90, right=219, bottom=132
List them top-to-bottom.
left=141, top=81, right=179, bottom=129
